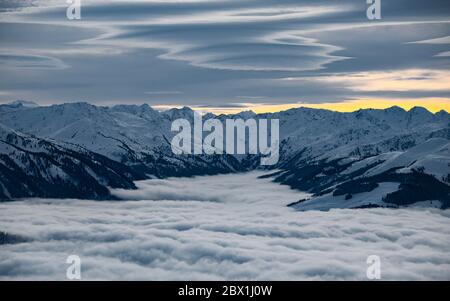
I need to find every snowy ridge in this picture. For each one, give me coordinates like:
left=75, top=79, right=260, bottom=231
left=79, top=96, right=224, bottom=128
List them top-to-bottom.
left=0, top=101, right=449, bottom=208
left=0, top=103, right=244, bottom=178
left=0, top=123, right=145, bottom=200
left=287, top=138, right=450, bottom=210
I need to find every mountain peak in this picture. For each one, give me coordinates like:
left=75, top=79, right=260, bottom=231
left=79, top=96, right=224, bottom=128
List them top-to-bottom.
left=6, top=100, right=39, bottom=108
left=61, top=101, right=96, bottom=108
left=111, top=103, right=157, bottom=114
left=140, top=103, right=152, bottom=109
left=163, top=106, right=195, bottom=120
left=180, top=106, right=194, bottom=112
left=384, top=106, right=406, bottom=113
left=408, top=106, right=431, bottom=114
left=436, top=109, right=449, bottom=116
left=232, top=110, right=256, bottom=119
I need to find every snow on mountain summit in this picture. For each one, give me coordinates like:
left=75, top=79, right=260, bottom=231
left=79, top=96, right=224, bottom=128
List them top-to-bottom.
left=7, top=100, right=39, bottom=108
left=0, top=103, right=448, bottom=207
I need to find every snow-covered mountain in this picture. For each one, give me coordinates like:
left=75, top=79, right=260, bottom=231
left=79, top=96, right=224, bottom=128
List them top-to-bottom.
left=3, top=100, right=39, bottom=109
left=0, top=101, right=448, bottom=208
left=0, top=102, right=244, bottom=179
left=261, top=107, right=450, bottom=209
left=0, top=123, right=145, bottom=200
left=284, top=138, right=450, bottom=210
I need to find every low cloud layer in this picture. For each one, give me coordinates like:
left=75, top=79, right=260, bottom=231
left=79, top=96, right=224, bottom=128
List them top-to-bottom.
left=0, top=172, right=449, bottom=280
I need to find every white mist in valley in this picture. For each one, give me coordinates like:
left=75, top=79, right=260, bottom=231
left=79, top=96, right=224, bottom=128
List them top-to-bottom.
left=1, top=172, right=449, bottom=280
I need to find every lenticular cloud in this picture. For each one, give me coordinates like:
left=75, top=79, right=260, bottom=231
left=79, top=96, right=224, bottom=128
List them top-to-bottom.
left=0, top=172, right=449, bottom=280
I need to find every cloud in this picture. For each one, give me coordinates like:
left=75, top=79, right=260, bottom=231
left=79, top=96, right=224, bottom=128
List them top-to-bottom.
left=0, top=0, right=35, bottom=12
left=0, top=1, right=449, bottom=106
left=0, top=52, right=67, bottom=69
left=283, top=69, right=450, bottom=93
left=144, top=91, right=182, bottom=95
left=0, top=172, right=449, bottom=280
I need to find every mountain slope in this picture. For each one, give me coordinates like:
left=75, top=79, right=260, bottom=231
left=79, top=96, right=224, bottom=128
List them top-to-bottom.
left=0, top=101, right=448, bottom=208
left=0, top=102, right=245, bottom=178
left=259, top=106, right=450, bottom=209
left=0, top=124, right=146, bottom=200
left=286, top=138, right=450, bottom=210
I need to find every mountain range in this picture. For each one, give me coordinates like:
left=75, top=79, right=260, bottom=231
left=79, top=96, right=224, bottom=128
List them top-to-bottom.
left=1, top=100, right=449, bottom=209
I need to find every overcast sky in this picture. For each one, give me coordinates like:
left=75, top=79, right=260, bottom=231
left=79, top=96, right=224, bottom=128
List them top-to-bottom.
left=0, top=0, right=449, bottom=112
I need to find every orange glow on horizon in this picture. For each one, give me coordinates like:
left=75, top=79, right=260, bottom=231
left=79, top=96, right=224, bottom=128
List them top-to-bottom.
left=187, top=98, right=450, bottom=115
left=291, top=99, right=450, bottom=114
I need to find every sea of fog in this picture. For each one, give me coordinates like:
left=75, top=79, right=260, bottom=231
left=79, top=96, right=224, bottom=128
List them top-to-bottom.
left=1, top=172, right=449, bottom=280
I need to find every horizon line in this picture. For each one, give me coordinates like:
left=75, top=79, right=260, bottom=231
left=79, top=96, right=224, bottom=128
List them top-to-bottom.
left=1, top=99, right=449, bottom=115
